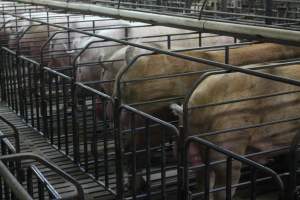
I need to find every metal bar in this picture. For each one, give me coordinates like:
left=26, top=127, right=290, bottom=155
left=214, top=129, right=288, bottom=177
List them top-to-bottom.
left=15, top=0, right=300, bottom=45
left=265, top=0, right=273, bottom=25
left=5, top=12, right=298, bottom=92
left=22, top=59, right=28, bottom=122
left=33, top=62, right=40, bottom=130
left=48, top=74, right=54, bottom=144
left=55, top=75, right=61, bottom=149
left=62, top=78, right=69, bottom=155
left=71, top=82, right=79, bottom=163
left=189, top=89, right=300, bottom=111
left=81, top=95, right=88, bottom=172
left=92, top=95, right=98, bottom=179
left=114, top=97, right=124, bottom=200
left=102, top=98, right=109, bottom=187
left=119, top=104, right=179, bottom=199
left=121, top=105, right=179, bottom=135
left=130, top=112, right=137, bottom=199
left=0, top=115, right=20, bottom=153
left=193, top=115, right=300, bottom=139
left=145, top=118, right=151, bottom=199
left=160, top=128, right=166, bottom=200
left=287, top=130, right=300, bottom=200
left=184, top=137, right=285, bottom=199
left=204, top=147, right=209, bottom=200
left=0, top=153, right=85, bottom=200
left=226, top=157, right=232, bottom=200
left=0, top=161, right=32, bottom=200
left=30, top=165, right=61, bottom=199
left=26, top=167, right=33, bottom=197
left=250, top=167, right=257, bottom=200
left=0, top=176, right=2, bottom=200
left=38, top=179, right=44, bottom=200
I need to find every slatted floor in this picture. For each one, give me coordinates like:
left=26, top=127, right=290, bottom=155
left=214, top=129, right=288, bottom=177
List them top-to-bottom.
left=0, top=101, right=115, bottom=200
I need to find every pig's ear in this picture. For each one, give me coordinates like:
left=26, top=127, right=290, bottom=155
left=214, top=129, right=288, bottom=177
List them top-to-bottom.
left=170, top=103, right=183, bottom=117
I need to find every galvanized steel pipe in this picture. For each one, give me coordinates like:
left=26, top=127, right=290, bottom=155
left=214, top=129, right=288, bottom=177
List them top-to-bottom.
left=16, top=0, right=300, bottom=45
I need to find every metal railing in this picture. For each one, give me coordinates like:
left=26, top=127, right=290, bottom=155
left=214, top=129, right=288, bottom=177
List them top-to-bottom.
left=0, top=4, right=300, bottom=200
left=117, top=104, right=179, bottom=199
left=0, top=116, right=78, bottom=200
left=183, top=137, right=285, bottom=200
left=0, top=153, right=85, bottom=200
left=27, top=165, right=62, bottom=199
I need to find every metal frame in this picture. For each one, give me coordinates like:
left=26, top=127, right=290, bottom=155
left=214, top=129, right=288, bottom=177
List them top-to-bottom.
left=16, top=0, right=300, bottom=46
left=0, top=3, right=300, bottom=200
left=180, top=62, right=300, bottom=199
left=117, top=104, right=179, bottom=199
left=0, top=114, right=68, bottom=200
left=183, top=136, right=285, bottom=200
left=0, top=153, right=85, bottom=200
left=27, top=165, right=62, bottom=199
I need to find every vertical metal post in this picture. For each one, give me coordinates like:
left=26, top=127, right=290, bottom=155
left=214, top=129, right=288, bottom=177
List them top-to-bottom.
left=156, top=0, right=161, bottom=6
left=184, top=0, right=192, bottom=13
left=221, top=0, right=228, bottom=12
left=265, top=0, right=273, bottom=25
left=29, top=9, right=32, bottom=19
left=46, top=11, right=50, bottom=38
left=13, top=12, right=19, bottom=114
left=67, top=16, right=72, bottom=66
left=92, top=20, right=96, bottom=34
left=125, top=27, right=129, bottom=41
left=198, top=32, right=202, bottom=47
left=225, top=46, right=229, bottom=64
left=71, top=47, right=80, bottom=164
left=40, top=48, right=48, bottom=137
left=0, top=49, right=5, bottom=101
left=16, top=49, right=23, bottom=117
left=55, top=76, right=61, bottom=149
left=62, top=79, right=69, bottom=155
left=71, top=83, right=79, bottom=163
left=82, top=95, right=88, bottom=171
left=92, top=95, right=98, bottom=179
left=114, top=98, right=124, bottom=200
left=130, top=112, right=136, bottom=199
left=145, top=118, right=151, bottom=198
left=178, top=126, right=185, bottom=200
left=160, top=128, right=166, bottom=200
left=287, top=132, right=300, bottom=200
left=203, top=147, right=210, bottom=200
left=226, top=157, right=232, bottom=199
left=250, top=167, right=257, bottom=200
left=26, top=168, right=33, bottom=196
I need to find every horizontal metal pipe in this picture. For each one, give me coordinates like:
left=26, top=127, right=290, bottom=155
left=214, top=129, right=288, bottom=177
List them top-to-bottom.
left=16, top=0, right=300, bottom=45
left=3, top=10, right=300, bottom=90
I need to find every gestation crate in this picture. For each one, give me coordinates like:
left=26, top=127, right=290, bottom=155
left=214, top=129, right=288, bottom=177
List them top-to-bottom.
left=0, top=1, right=300, bottom=200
